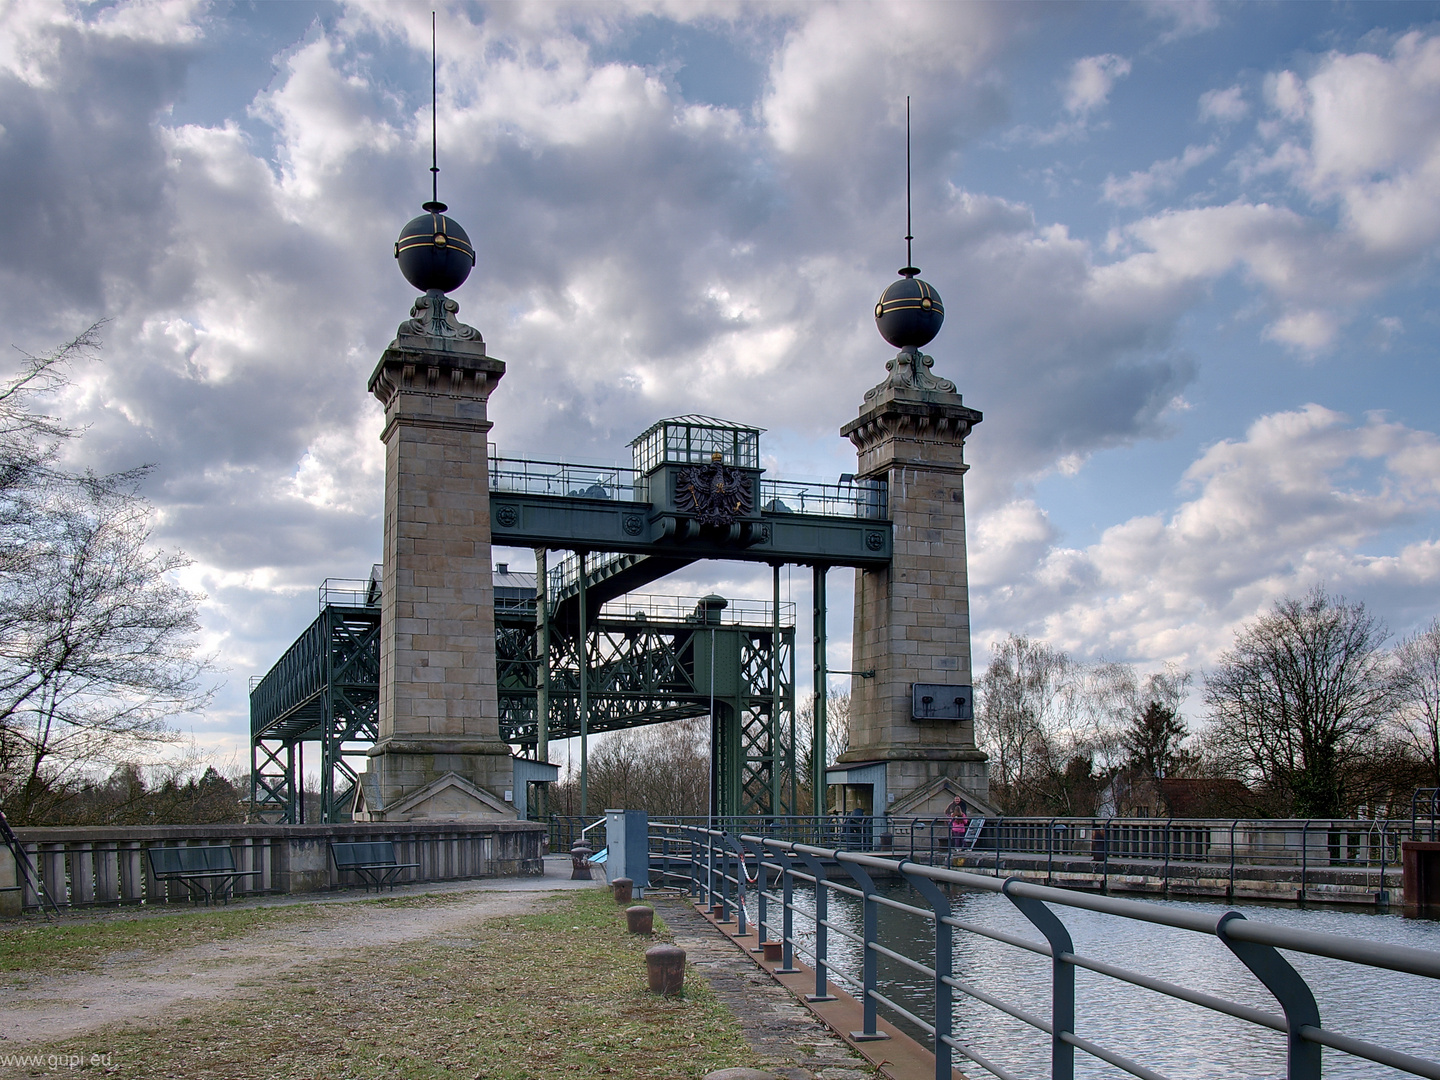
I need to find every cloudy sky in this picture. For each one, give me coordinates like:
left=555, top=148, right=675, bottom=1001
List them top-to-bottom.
left=8, top=0, right=1440, bottom=762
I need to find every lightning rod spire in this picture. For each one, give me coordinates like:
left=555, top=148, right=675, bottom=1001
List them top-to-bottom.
left=425, top=11, right=443, bottom=212
left=904, top=95, right=915, bottom=275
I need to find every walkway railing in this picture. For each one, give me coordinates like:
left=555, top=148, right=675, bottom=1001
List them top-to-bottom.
left=488, top=453, right=888, bottom=520
left=636, top=814, right=1413, bottom=904
left=668, top=824, right=1440, bottom=1080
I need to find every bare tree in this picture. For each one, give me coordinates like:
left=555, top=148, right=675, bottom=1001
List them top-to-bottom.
left=0, top=332, right=214, bottom=824
left=1204, top=589, right=1398, bottom=817
left=1395, top=618, right=1440, bottom=789
left=977, top=634, right=1076, bottom=799
left=1092, top=662, right=1194, bottom=779
left=554, top=716, right=711, bottom=817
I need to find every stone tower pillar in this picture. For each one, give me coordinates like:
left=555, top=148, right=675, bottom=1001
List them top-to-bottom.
left=356, top=292, right=516, bottom=820
left=837, top=347, right=991, bottom=816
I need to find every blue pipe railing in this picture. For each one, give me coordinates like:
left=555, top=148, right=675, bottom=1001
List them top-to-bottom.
left=664, top=824, right=1440, bottom=1080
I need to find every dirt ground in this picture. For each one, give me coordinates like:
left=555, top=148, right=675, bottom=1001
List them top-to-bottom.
left=0, top=858, right=600, bottom=1043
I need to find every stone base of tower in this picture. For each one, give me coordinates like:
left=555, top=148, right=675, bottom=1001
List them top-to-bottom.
left=355, top=740, right=517, bottom=822
left=830, top=751, right=994, bottom=819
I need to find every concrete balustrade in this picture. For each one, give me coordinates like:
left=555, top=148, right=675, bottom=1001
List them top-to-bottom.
left=0, top=820, right=546, bottom=915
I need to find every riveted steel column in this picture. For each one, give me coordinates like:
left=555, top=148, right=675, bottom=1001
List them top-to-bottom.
left=535, top=549, right=550, bottom=808
left=578, top=552, right=589, bottom=818
left=772, top=563, right=783, bottom=816
left=812, top=566, right=828, bottom=818
left=796, top=848, right=836, bottom=1001
left=903, top=864, right=954, bottom=1080
left=1005, top=880, right=1075, bottom=1080
left=1217, top=911, right=1321, bottom=1080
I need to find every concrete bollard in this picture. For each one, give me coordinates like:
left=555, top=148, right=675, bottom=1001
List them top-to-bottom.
left=570, top=839, right=593, bottom=880
left=611, top=877, right=633, bottom=904
left=626, top=904, right=654, bottom=935
left=645, top=943, right=686, bottom=996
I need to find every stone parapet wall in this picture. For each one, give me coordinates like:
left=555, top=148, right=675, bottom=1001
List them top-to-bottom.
left=0, top=820, right=546, bottom=916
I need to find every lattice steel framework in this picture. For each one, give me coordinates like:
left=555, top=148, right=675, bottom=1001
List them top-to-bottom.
left=254, top=591, right=795, bottom=822
left=249, top=604, right=381, bottom=824
left=500, top=611, right=796, bottom=819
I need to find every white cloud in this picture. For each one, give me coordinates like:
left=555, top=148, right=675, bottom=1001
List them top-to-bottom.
left=3, top=5, right=1438, bottom=761
left=1063, top=53, right=1131, bottom=116
left=1198, top=85, right=1248, bottom=123
left=1103, top=143, right=1218, bottom=206
left=974, top=406, right=1440, bottom=667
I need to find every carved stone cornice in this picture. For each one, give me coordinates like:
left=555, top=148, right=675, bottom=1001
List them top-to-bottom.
left=396, top=290, right=486, bottom=353
left=367, top=294, right=505, bottom=416
left=863, top=346, right=956, bottom=400
left=841, top=384, right=983, bottom=466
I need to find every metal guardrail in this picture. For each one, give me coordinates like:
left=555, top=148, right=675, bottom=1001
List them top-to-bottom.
left=488, top=453, right=889, bottom=521
left=490, top=455, right=641, bottom=501
left=761, top=476, right=887, bottom=520
left=637, top=814, right=1412, bottom=904
left=664, top=824, right=1440, bottom=1080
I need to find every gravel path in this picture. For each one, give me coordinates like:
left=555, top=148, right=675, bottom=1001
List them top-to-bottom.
left=0, top=857, right=599, bottom=1046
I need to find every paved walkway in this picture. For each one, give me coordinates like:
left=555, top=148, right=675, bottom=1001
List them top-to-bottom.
left=654, top=896, right=878, bottom=1080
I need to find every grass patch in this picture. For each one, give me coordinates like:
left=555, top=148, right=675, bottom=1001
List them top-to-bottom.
left=13, top=890, right=758, bottom=1079
left=0, top=904, right=326, bottom=979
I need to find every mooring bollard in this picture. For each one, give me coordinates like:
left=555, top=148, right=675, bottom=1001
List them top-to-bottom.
left=570, top=839, right=593, bottom=880
left=612, top=877, right=633, bottom=904
left=626, top=904, right=654, bottom=935
left=761, top=940, right=783, bottom=962
left=645, top=943, right=686, bottom=995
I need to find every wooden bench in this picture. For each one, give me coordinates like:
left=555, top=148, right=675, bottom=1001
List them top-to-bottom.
left=330, top=841, right=420, bottom=893
left=147, top=845, right=259, bottom=905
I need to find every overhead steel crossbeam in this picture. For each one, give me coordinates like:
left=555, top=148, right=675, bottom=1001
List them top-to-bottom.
left=489, top=456, right=892, bottom=569
left=249, top=603, right=381, bottom=824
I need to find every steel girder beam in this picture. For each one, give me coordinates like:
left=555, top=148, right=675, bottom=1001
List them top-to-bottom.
left=490, top=492, right=892, bottom=569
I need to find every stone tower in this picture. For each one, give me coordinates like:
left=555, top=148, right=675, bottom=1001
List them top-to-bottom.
left=354, top=204, right=517, bottom=821
left=833, top=261, right=992, bottom=817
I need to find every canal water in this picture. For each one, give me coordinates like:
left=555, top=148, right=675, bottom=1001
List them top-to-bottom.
left=744, top=881, right=1440, bottom=1079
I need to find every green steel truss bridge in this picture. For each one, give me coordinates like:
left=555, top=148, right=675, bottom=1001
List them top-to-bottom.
left=251, top=416, right=889, bottom=823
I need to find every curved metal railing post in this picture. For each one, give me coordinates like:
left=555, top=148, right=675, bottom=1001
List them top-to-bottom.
left=724, top=833, right=749, bottom=936
left=743, top=837, right=768, bottom=951
left=777, top=843, right=800, bottom=973
left=795, top=847, right=837, bottom=1002
left=841, top=856, right=889, bottom=1042
left=902, top=862, right=954, bottom=1080
left=1004, top=879, right=1075, bottom=1080
left=1217, top=911, right=1321, bottom=1080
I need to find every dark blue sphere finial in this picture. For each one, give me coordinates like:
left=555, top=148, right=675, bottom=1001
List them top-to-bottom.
left=395, top=205, right=475, bottom=293
left=875, top=270, right=944, bottom=349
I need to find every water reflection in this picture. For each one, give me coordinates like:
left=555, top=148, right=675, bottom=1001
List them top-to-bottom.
left=744, top=879, right=1440, bottom=1079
